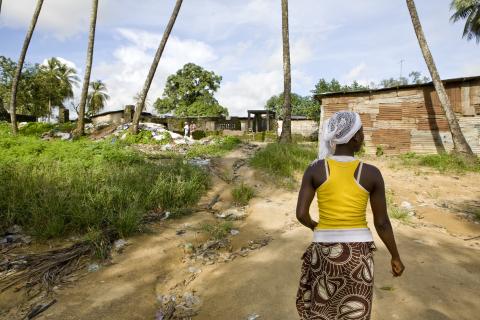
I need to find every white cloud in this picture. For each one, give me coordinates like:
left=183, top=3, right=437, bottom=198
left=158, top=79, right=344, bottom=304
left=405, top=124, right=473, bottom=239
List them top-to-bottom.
left=91, top=29, right=217, bottom=113
left=344, top=63, right=367, bottom=82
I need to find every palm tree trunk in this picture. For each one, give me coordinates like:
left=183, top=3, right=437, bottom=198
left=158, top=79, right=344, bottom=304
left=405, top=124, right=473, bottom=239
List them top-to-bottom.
left=9, top=0, right=44, bottom=134
left=75, top=0, right=98, bottom=136
left=131, top=0, right=183, bottom=134
left=279, top=0, right=292, bottom=143
left=406, top=0, right=474, bottom=156
left=0, top=1, right=3, bottom=16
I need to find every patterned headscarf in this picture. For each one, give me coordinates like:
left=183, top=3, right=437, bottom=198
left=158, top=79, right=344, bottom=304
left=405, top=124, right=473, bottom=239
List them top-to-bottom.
left=318, top=111, right=362, bottom=159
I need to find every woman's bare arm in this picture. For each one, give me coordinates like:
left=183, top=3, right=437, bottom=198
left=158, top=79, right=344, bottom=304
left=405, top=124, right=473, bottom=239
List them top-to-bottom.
left=296, top=165, right=318, bottom=230
left=369, top=166, right=405, bottom=277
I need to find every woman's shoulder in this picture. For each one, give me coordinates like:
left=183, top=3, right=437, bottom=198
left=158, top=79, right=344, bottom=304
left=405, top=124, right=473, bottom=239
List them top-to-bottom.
left=360, top=162, right=383, bottom=178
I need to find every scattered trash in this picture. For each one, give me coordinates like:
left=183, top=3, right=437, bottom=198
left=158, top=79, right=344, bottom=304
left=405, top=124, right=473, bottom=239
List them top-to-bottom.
left=54, top=131, right=72, bottom=140
left=188, top=158, right=211, bottom=167
left=400, top=201, right=415, bottom=216
left=215, top=208, right=247, bottom=220
left=161, top=211, right=171, bottom=221
left=1, top=225, right=32, bottom=245
left=176, top=229, right=187, bottom=236
left=230, top=229, right=240, bottom=236
left=113, top=239, right=128, bottom=252
left=184, top=243, right=194, bottom=254
left=87, top=263, right=100, bottom=272
left=188, top=266, right=202, bottom=274
left=380, top=286, right=395, bottom=291
left=183, top=292, right=201, bottom=308
left=247, top=313, right=260, bottom=320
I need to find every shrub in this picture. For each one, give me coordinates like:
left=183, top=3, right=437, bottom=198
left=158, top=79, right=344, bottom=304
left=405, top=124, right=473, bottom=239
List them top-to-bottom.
left=192, top=130, right=206, bottom=140
left=250, top=143, right=317, bottom=188
left=376, top=146, right=384, bottom=157
left=231, top=183, right=255, bottom=206
left=200, top=221, right=234, bottom=240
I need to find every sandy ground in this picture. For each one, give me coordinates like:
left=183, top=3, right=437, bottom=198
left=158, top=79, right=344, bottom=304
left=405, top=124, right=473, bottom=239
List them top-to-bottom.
left=1, top=145, right=480, bottom=320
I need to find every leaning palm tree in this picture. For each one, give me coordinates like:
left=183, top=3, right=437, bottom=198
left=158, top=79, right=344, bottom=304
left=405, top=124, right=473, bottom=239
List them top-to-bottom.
left=9, top=0, right=44, bottom=134
left=75, top=0, right=99, bottom=136
left=131, top=0, right=183, bottom=134
left=279, top=0, right=292, bottom=143
left=406, top=0, right=474, bottom=156
left=450, top=0, right=480, bottom=43
left=87, top=80, right=109, bottom=116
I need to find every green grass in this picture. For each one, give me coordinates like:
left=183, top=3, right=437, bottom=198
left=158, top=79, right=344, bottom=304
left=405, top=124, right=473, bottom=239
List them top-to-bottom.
left=0, top=122, right=210, bottom=239
left=18, top=122, right=76, bottom=136
left=186, top=136, right=242, bottom=158
left=250, top=143, right=317, bottom=188
left=399, top=152, right=480, bottom=173
left=231, top=183, right=255, bottom=206
left=386, top=190, right=411, bottom=222
left=200, top=221, right=234, bottom=240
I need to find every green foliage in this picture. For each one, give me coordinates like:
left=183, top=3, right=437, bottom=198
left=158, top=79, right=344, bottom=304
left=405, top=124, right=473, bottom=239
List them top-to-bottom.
left=450, top=0, right=480, bottom=43
left=0, top=56, right=79, bottom=117
left=154, top=63, right=227, bottom=117
left=312, top=78, right=370, bottom=95
left=87, top=80, right=109, bottom=116
left=265, top=93, right=320, bottom=121
left=0, top=123, right=209, bottom=238
left=192, top=130, right=206, bottom=140
left=186, top=136, right=241, bottom=158
left=250, top=143, right=317, bottom=188
left=355, top=143, right=366, bottom=157
left=376, top=146, right=384, bottom=157
left=399, top=152, right=480, bottom=173
left=231, top=183, right=255, bottom=206
left=386, top=190, right=411, bottom=222
left=201, top=221, right=234, bottom=240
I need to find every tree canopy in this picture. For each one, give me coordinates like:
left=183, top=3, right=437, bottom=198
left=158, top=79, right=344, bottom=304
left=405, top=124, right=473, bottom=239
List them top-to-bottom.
left=450, top=0, right=480, bottom=43
left=0, top=56, right=79, bottom=118
left=154, top=63, right=228, bottom=117
left=312, top=78, right=370, bottom=95
left=87, top=80, right=109, bottom=116
left=265, top=93, right=319, bottom=121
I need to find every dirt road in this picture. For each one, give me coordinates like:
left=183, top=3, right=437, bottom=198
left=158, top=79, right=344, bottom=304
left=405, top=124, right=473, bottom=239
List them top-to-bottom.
left=2, top=145, right=479, bottom=320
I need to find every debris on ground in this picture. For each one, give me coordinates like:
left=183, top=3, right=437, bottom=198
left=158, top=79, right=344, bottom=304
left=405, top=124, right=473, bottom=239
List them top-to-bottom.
left=400, top=201, right=415, bottom=216
left=215, top=208, right=247, bottom=220
left=0, top=225, right=32, bottom=247
left=176, top=229, right=187, bottom=236
left=230, top=229, right=240, bottom=236
left=113, top=239, right=128, bottom=253
left=87, top=263, right=100, bottom=272
left=187, top=267, right=201, bottom=274
left=26, top=299, right=57, bottom=320
left=247, top=313, right=260, bottom=320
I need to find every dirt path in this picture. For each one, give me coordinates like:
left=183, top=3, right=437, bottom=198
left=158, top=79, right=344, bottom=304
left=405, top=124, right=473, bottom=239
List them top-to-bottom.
left=2, top=148, right=480, bottom=320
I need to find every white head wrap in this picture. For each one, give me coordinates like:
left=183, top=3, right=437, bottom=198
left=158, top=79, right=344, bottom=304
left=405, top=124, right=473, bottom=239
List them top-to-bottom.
left=318, top=111, right=362, bottom=159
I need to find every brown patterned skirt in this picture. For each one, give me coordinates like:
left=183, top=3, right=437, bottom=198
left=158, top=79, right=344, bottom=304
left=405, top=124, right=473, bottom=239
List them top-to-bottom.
left=296, top=242, right=376, bottom=320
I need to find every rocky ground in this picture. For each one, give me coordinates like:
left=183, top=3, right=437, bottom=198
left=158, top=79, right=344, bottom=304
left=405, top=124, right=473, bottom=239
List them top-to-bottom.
left=1, top=144, right=479, bottom=320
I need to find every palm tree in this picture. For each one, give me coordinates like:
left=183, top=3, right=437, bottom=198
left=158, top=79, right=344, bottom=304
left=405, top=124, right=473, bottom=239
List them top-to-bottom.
left=9, top=0, right=44, bottom=134
left=75, top=0, right=99, bottom=136
left=131, top=0, right=183, bottom=134
left=279, top=0, right=292, bottom=143
left=406, top=0, right=474, bottom=156
left=450, top=0, right=480, bottom=43
left=0, top=1, right=3, bottom=16
left=40, top=57, right=79, bottom=119
left=87, top=80, right=109, bottom=116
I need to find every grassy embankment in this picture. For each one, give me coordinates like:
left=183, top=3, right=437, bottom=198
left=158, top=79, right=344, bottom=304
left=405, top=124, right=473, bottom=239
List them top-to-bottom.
left=0, top=123, right=244, bottom=239
left=250, top=142, right=317, bottom=189
left=398, top=152, right=480, bottom=173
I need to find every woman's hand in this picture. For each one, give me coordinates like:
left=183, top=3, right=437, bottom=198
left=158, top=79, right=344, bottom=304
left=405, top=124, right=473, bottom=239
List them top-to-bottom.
left=391, top=257, right=405, bottom=277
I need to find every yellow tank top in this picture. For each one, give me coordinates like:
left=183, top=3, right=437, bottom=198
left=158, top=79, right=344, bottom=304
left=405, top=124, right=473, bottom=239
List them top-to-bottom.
left=315, top=158, right=369, bottom=230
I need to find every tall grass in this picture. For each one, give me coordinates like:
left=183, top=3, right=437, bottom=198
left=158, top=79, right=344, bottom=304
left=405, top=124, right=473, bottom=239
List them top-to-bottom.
left=0, top=123, right=210, bottom=238
left=186, top=136, right=242, bottom=158
left=250, top=143, right=317, bottom=188
left=399, top=152, right=480, bottom=173
left=231, top=183, right=255, bottom=206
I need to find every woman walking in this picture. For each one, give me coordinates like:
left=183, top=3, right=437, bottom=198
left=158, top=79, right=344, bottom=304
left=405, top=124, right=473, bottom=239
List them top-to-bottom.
left=295, top=111, right=404, bottom=319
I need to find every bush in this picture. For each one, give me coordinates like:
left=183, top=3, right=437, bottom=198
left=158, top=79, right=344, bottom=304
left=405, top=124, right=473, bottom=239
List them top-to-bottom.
left=0, top=125, right=210, bottom=238
left=192, top=130, right=206, bottom=140
left=250, top=143, right=317, bottom=188
left=376, top=146, right=384, bottom=157
left=231, top=183, right=255, bottom=206
left=200, top=221, right=234, bottom=240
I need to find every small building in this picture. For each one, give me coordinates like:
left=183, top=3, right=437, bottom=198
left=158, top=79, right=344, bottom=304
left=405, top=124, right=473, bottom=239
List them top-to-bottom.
left=317, top=76, right=480, bottom=155
left=90, top=105, right=153, bottom=126
left=246, top=110, right=276, bottom=132
left=277, top=115, right=318, bottom=139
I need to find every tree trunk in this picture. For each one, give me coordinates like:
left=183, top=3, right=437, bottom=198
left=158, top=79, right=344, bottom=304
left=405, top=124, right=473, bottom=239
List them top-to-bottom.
left=9, top=0, right=44, bottom=135
left=75, top=0, right=98, bottom=136
left=131, top=0, right=183, bottom=134
left=279, top=0, right=292, bottom=143
left=406, top=0, right=474, bottom=156
left=0, top=1, right=3, bottom=16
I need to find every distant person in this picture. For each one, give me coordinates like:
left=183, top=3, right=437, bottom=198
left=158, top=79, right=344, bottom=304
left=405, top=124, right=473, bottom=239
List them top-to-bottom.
left=295, top=111, right=404, bottom=319
left=184, top=122, right=190, bottom=138
left=189, top=122, right=196, bottom=139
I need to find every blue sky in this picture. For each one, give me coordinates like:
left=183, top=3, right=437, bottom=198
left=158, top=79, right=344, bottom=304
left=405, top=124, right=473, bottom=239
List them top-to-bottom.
left=1, top=0, right=479, bottom=116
